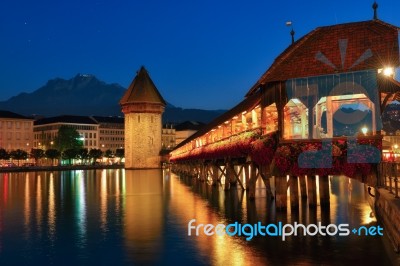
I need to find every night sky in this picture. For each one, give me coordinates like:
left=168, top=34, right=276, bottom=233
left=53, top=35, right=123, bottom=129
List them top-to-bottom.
left=1, top=0, right=399, bottom=110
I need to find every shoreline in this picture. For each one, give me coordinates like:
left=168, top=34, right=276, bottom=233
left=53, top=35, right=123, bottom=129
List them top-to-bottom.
left=0, top=164, right=124, bottom=173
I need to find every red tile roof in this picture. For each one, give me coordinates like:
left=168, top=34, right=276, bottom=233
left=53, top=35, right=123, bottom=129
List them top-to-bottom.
left=247, top=20, right=400, bottom=96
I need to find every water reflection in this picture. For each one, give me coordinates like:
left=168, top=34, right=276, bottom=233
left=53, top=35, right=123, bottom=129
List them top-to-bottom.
left=124, top=169, right=164, bottom=263
left=0, top=170, right=395, bottom=265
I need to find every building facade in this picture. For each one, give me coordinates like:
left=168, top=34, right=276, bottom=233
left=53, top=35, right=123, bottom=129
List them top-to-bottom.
left=120, top=67, right=166, bottom=169
left=0, top=110, right=34, bottom=151
left=34, top=115, right=99, bottom=150
left=92, top=116, right=124, bottom=152
left=174, top=121, right=204, bottom=146
left=162, top=124, right=176, bottom=150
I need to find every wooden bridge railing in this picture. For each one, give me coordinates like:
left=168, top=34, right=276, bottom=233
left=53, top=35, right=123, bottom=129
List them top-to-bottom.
left=380, top=161, right=400, bottom=198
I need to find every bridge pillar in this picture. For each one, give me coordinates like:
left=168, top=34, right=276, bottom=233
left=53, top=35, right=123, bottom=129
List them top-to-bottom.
left=228, top=161, right=237, bottom=187
left=224, top=162, right=231, bottom=191
left=199, top=163, right=205, bottom=182
left=212, top=163, right=219, bottom=186
left=245, top=163, right=250, bottom=190
left=248, top=163, right=257, bottom=199
left=259, top=165, right=273, bottom=199
left=290, top=175, right=299, bottom=208
left=307, top=175, right=317, bottom=207
left=319, top=175, right=330, bottom=206
left=275, top=176, right=287, bottom=210
left=299, top=176, right=307, bottom=199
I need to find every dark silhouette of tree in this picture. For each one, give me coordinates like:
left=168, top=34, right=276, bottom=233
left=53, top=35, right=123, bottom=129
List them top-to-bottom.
left=54, top=125, right=83, bottom=153
left=0, top=148, right=10, bottom=163
left=77, top=148, right=89, bottom=165
left=115, top=148, right=124, bottom=163
left=10, top=149, right=28, bottom=166
left=30, top=149, right=44, bottom=166
left=45, top=149, right=61, bottom=166
left=63, top=149, right=79, bottom=165
left=89, top=149, right=103, bottom=165
left=104, top=149, right=114, bottom=164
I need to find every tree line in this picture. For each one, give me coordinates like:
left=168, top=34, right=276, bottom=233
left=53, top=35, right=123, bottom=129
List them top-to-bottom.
left=0, top=125, right=124, bottom=166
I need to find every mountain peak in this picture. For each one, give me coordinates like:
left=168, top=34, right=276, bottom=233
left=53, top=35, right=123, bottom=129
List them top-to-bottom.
left=0, top=74, right=226, bottom=123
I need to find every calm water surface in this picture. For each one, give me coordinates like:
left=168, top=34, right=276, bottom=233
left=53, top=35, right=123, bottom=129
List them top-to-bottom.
left=0, top=169, right=397, bottom=265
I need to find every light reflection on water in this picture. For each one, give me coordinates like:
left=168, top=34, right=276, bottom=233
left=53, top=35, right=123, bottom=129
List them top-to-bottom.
left=0, top=169, right=395, bottom=265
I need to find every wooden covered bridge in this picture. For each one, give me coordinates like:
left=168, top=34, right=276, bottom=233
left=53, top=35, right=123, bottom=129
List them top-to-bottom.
left=170, top=18, right=400, bottom=209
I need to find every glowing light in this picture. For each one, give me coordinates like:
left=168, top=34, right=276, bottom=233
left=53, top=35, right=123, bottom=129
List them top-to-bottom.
left=383, top=67, right=394, bottom=77
left=361, top=127, right=368, bottom=135
left=394, top=144, right=399, bottom=149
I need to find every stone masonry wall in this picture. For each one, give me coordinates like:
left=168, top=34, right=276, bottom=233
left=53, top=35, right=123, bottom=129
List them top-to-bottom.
left=124, top=113, right=162, bottom=169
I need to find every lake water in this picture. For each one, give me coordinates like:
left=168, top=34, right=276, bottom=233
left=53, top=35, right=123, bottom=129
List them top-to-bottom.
left=0, top=169, right=397, bottom=265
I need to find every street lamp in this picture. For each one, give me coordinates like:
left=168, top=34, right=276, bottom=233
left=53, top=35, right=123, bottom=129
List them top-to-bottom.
left=361, top=127, right=368, bottom=136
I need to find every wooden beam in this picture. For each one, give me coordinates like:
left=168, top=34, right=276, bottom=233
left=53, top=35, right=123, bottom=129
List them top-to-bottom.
left=275, top=175, right=288, bottom=210
left=290, top=175, right=299, bottom=208
left=307, top=175, right=317, bottom=207
left=319, top=175, right=330, bottom=206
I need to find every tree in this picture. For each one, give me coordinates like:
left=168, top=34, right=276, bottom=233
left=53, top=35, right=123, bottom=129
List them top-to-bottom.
left=54, top=125, right=83, bottom=153
left=0, top=148, right=10, bottom=162
left=77, top=148, right=89, bottom=165
left=115, top=148, right=124, bottom=164
left=10, top=149, right=28, bottom=166
left=30, top=149, right=44, bottom=166
left=46, top=149, right=61, bottom=166
left=63, top=149, right=79, bottom=165
left=89, top=149, right=103, bottom=165
left=104, top=149, right=114, bottom=164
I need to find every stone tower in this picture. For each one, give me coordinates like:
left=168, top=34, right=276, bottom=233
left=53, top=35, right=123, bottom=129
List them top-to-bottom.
left=120, top=66, right=166, bottom=169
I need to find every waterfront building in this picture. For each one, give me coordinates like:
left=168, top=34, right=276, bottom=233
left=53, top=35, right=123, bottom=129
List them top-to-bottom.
left=120, top=67, right=166, bottom=169
left=0, top=110, right=34, bottom=151
left=34, top=115, right=99, bottom=150
left=92, top=116, right=124, bottom=152
left=174, top=121, right=204, bottom=145
left=162, top=124, right=176, bottom=150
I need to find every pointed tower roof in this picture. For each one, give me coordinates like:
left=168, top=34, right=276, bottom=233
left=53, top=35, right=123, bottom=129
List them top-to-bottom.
left=120, top=66, right=166, bottom=106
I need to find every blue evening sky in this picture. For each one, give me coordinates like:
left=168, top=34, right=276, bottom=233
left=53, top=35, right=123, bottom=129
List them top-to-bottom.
left=0, top=0, right=399, bottom=109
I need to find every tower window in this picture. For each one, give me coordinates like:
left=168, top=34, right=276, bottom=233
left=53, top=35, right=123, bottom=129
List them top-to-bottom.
left=138, top=115, right=140, bottom=123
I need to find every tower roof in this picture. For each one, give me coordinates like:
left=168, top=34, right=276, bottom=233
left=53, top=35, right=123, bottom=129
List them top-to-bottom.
left=120, top=66, right=166, bottom=106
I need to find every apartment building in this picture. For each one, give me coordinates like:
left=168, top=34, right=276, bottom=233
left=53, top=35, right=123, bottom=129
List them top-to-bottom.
left=0, top=110, right=34, bottom=151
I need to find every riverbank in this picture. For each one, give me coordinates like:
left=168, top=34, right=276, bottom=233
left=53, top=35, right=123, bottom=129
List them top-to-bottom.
left=0, top=164, right=124, bottom=173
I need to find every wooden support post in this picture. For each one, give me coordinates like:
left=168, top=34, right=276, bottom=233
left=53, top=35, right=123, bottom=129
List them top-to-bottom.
left=224, top=161, right=231, bottom=191
left=228, top=162, right=237, bottom=186
left=199, top=163, right=205, bottom=182
left=212, top=163, right=219, bottom=186
left=245, top=163, right=250, bottom=189
left=248, top=163, right=257, bottom=199
left=233, top=165, right=245, bottom=190
left=260, top=165, right=273, bottom=199
left=307, top=175, right=317, bottom=207
left=319, top=175, right=330, bottom=206
left=275, top=176, right=287, bottom=210
left=290, top=176, right=299, bottom=208
left=299, top=176, right=307, bottom=199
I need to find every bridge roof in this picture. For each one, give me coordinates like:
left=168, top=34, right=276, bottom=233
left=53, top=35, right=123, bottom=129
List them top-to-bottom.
left=247, top=19, right=400, bottom=96
left=120, top=66, right=166, bottom=106
left=173, top=90, right=261, bottom=150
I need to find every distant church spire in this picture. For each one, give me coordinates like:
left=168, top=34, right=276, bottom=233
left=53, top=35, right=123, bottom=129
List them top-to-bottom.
left=372, top=1, right=378, bottom=20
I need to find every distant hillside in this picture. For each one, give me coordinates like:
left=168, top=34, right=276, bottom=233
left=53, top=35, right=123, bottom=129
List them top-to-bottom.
left=0, top=74, right=225, bottom=123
